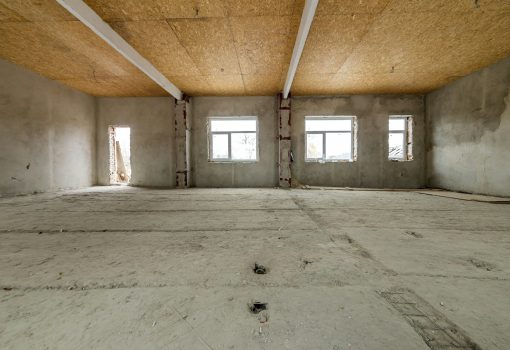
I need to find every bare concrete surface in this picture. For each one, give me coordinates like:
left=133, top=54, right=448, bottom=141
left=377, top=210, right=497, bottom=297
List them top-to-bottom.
left=426, top=57, right=510, bottom=197
left=0, top=59, right=96, bottom=196
left=292, top=95, right=426, bottom=188
left=96, top=97, right=176, bottom=188
left=1, top=187, right=509, bottom=349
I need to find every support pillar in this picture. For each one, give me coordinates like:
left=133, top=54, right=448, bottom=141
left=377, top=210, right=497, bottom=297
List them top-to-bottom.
left=278, top=93, right=292, bottom=188
left=175, top=97, right=191, bottom=188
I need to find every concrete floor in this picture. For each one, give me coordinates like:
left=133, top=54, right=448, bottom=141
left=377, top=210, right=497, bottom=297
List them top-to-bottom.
left=0, top=187, right=509, bottom=349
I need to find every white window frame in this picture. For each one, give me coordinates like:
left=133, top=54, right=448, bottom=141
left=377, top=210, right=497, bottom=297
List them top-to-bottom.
left=388, top=115, right=413, bottom=161
left=208, top=116, right=259, bottom=162
left=305, top=116, right=357, bottom=162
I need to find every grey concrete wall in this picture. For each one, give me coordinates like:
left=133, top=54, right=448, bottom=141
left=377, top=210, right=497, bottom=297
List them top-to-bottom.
left=426, top=57, right=510, bottom=197
left=0, top=59, right=96, bottom=196
left=291, top=95, right=426, bottom=188
left=191, top=96, right=278, bottom=187
left=96, top=97, right=175, bottom=187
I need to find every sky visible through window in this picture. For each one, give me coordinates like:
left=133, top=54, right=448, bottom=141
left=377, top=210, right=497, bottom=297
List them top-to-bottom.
left=210, top=118, right=257, bottom=161
left=306, top=118, right=353, bottom=161
left=389, top=118, right=406, bottom=159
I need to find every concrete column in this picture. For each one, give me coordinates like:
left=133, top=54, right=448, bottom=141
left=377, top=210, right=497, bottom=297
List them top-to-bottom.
left=278, top=93, right=292, bottom=188
left=175, top=97, right=191, bottom=188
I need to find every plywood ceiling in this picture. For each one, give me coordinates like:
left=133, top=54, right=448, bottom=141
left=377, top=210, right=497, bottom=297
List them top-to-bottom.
left=0, top=0, right=509, bottom=97
left=293, top=0, right=510, bottom=95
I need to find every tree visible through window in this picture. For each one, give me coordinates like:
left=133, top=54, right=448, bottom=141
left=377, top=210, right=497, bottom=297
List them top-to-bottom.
left=388, top=116, right=413, bottom=161
left=209, top=117, right=257, bottom=161
left=305, top=117, right=356, bottom=162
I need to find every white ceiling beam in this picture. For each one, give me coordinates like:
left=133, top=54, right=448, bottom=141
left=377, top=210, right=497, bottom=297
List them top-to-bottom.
left=56, top=0, right=183, bottom=100
left=283, top=0, right=319, bottom=99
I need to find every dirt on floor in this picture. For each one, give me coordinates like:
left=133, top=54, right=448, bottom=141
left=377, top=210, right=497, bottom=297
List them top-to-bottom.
left=0, top=187, right=509, bottom=349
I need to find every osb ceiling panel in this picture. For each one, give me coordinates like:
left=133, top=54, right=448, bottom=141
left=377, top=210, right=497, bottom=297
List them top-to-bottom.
left=0, top=0, right=509, bottom=97
left=0, top=0, right=166, bottom=96
left=81, top=0, right=303, bottom=96
left=293, top=0, right=510, bottom=95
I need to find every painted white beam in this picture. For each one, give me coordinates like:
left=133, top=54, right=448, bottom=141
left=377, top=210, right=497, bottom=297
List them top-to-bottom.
left=56, top=0, right=183, bottom=100
left=283, top=0, right=319, bottom=99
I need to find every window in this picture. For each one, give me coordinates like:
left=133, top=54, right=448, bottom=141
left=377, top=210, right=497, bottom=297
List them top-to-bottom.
left=388, top=115, right=413, bottom=161
left=305, top=116, right=356, bottom=162
left=208, top=117, right=258, bottom=161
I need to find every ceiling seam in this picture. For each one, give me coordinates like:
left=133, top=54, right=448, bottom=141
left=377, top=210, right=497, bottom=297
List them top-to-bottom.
left=330, top=0, right=393, bottom=78
left=279, top=3, right=299, bottom=92
left=222, top=5, right=246, bottom=94
left=164, top=18, right=210, bottom=91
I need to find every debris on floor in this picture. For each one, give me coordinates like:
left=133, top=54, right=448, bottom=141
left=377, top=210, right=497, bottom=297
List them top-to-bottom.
left=405, top=230, right=423, bottom=238
left=467, top=257, right=496, bottom=271
left=301, top=258, right=313, bottom=270
left=253, top=263, right=267, bottom=274
left=380, top=289, right=481, bottom=349
left=249, top=302, right=268, bottom=314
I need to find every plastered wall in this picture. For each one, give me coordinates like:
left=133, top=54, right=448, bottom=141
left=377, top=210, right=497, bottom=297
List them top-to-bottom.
left=8, top=56, right=509, bottom=194
left=426, top=57, right=510, bottom=197
left=0, top=59, right=96, bottom=196
left=189, top=95, right=425, bottom=188
left=291, top=95, right=426, bottom=188
left=191, top=96, right=279, bottom=187
left=96, top=97, right=176, bottom=187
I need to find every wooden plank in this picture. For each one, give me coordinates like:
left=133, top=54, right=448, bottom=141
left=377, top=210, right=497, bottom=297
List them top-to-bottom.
left=283, top=0, right=319, bottom=98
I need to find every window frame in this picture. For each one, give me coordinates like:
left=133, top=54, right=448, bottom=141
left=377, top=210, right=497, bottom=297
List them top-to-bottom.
left=388, top=115, right=413, bottom=161
left=208, top=116, right=259, bottom=162
left=304, top=116, right=357, bottom=163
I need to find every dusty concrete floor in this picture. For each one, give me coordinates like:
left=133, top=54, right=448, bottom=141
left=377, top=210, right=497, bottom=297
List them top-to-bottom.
left=0, top=187, right=509, bottom=350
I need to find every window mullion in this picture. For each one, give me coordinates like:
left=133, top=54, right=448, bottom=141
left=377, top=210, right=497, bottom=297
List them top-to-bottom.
left=403, top=120, right=408, bottom=160
left=228, top=132, right=232, bottom=160
left=322, top=132, right=327, bottom=160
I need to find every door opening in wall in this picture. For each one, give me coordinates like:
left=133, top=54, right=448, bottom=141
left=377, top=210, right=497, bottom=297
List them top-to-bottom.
left=108, top=126, right=131, bottom=185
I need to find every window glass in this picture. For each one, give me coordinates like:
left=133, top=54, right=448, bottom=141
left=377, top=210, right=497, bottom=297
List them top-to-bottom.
left=305, top=116, right=355, bottom=161
left=209, top=118, right=258, bottom=161
left=306, top=118, right=352, bottom=132
left=389, top=118, right=405, bottom=131
left=210, top=119, right=256, bottom=132
left=231, top=132, right=257, bottom=160
left=326, top=132, right=351, bottom=160
left=389, top=132, right=404, bottom=159
left=306, top=133, right=323, bottom=159
left=212, top=134, right=229, bottom=159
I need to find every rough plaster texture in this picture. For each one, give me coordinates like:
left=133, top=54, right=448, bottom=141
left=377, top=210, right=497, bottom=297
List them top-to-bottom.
left=426, top=57, right=510, bottom=197
left=0, top=59, right=96, bottom=196
left=291, top=95, right=426, bottom=188
left=191, top=96, right=279, bottom=187
left=278, top=96, right=292, bottom=188
left=96, top=97, right=175, bottom=187
left=175, top=98, right=191, bottom=188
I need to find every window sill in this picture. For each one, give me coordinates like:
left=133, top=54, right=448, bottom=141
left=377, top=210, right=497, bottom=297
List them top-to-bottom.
left=388, top=158, right=413, bottom=162
left=305, top=159, right=356, bottom=163
left=208, top=160, right=259, bottom=164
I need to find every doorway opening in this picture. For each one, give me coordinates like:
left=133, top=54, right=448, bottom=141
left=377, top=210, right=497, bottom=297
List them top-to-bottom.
left=108, top=126, right=131, bottom=185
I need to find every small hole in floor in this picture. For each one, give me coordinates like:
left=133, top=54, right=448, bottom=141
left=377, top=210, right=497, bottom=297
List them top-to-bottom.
left=253, top=263, right=267, bottom=274
left=249, top=302, right=267, bottom=314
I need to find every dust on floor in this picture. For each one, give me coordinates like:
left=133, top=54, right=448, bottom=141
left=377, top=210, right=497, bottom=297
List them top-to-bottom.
left=0, top=187, right=509, bottom=349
